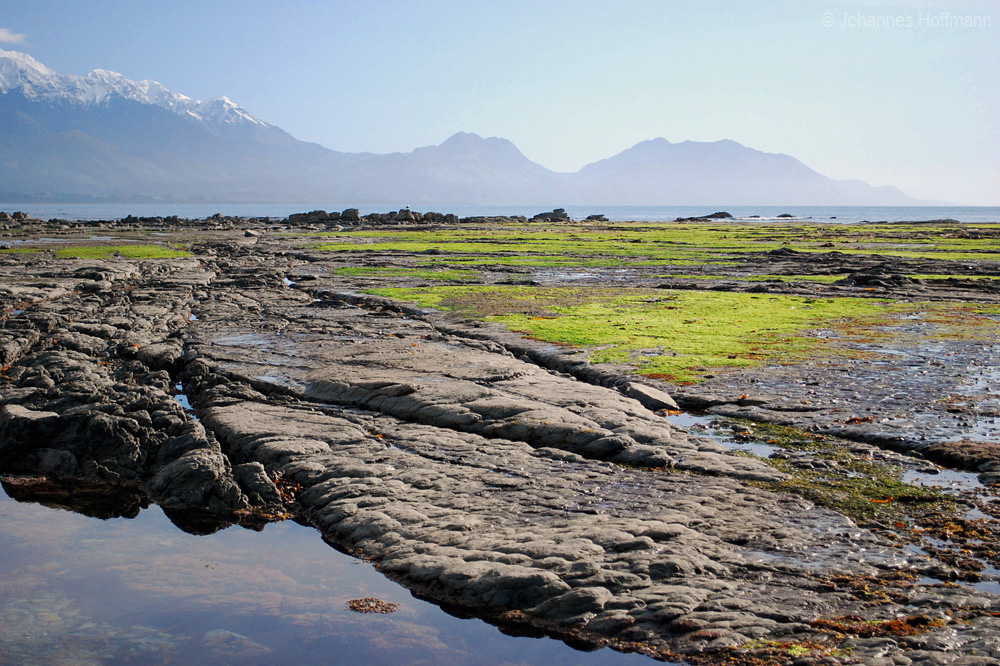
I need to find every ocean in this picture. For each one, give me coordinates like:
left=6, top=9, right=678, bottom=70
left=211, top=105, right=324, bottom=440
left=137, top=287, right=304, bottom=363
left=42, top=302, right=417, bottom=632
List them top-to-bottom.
left=1, top=202, right=998, bottom=225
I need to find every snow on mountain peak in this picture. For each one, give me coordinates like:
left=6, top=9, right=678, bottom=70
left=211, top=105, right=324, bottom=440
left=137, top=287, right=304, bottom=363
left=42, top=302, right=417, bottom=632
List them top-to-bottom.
left=0, top=47, right=267, bottom=128
left=0, top=47, right=55, bottom=80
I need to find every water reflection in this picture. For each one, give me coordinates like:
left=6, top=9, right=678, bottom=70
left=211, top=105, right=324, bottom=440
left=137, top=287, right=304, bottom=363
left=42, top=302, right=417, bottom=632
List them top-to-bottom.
left=0, top=480, right=657, bottom=665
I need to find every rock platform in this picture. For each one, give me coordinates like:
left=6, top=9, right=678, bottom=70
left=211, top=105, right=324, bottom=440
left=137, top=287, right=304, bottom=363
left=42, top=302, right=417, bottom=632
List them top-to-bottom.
left=2, top=220, right=1000, bottom=664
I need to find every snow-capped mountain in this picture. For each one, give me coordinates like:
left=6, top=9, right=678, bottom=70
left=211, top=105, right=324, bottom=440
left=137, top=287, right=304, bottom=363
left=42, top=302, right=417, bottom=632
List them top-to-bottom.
left=0, top=47, right=268, bottom=129
left=0, top=48, right=927, bottom=205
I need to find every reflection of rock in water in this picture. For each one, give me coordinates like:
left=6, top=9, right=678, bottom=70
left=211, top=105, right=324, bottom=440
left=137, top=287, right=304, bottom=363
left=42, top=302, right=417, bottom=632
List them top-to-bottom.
left=0, top=475, right=148, bottom=520
left=0, top=475, right=252, bottom=535
left=160, top=507, right=237, bottom=535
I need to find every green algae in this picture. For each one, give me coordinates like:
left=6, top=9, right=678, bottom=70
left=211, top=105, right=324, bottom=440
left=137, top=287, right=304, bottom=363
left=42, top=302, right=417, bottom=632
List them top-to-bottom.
left=337, top=219, right=1000, bottom=381
left=308, top=220, right=1000, bottom=265
left=55, top=245, right=191, bottom=259
left=0, top=247, right=42, bottom=254
left=368, top=285, right=912, bottom=383
left=730, top=422, right=950, bottom=523
left=762, top=460, right=946, bottom=524
left=736, top=639, right=820, bottom=658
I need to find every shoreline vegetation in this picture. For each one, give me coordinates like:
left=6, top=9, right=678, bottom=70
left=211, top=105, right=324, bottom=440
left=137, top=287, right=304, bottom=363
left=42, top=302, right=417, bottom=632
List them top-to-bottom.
left=2, top=208, right=1000, bottom=665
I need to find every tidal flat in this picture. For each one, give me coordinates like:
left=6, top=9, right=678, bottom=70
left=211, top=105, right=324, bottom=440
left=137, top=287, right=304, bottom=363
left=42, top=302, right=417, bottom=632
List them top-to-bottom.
left=2, top=213, right=1000, bottom=665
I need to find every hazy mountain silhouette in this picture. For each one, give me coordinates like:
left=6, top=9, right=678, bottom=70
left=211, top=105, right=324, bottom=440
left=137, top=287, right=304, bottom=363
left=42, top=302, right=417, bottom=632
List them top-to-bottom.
left=0, top=48, right=927, bottom=206
left=324, top=132, right=565, bottom=205
left=570, top=138, right=919, bottom=205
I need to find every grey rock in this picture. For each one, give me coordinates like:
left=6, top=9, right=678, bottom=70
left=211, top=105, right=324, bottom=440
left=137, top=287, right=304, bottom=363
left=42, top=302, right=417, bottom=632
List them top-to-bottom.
left=625, top=382, right=679, bottom=411
left=37, top=448, right=78, bottom=476
left=150, top=449, right=247, bottom=512
left=233, top=461, right=282, bottom=507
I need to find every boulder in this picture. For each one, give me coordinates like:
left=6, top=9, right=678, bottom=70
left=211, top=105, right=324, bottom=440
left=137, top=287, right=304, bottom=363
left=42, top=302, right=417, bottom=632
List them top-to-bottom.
left=530, top=208, right=571, bottom=222
left=137, top=341, right=184, bottom=371
left=625, top=382, right=679, bottom=411
left=0, top=404, right=62, bottom=460
left=149, top=449, right=247, bottom=512
left=233, top=461, right=283, bottom=506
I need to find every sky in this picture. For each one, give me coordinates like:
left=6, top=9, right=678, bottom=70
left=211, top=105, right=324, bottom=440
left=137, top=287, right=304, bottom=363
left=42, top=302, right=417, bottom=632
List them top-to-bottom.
left=1, top=0, right=997, bottom=204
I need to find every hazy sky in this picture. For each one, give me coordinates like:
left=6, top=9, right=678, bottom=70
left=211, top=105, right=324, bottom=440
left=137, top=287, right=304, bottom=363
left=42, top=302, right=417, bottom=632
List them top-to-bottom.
left=1, top=0, right=997, bottom=204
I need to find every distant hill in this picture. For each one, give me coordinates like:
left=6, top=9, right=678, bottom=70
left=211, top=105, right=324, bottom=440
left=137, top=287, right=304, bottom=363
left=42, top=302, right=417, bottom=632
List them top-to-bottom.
left=0, top=48, right=927, bottom=206
left=325, top=132, right=565, bottom=205
left=570, top=138, right=920, bottom=206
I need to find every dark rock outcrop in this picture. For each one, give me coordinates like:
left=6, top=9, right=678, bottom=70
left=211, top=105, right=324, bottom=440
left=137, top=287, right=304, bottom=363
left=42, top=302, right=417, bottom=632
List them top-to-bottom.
left=531, top=208, right=571, bottom=222
left=674, top=211, right=732, bottom=222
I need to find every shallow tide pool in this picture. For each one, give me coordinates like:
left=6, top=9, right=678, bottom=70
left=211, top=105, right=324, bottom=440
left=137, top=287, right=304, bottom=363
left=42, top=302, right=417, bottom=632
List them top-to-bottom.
left=0, top=482, right=658, bottom=666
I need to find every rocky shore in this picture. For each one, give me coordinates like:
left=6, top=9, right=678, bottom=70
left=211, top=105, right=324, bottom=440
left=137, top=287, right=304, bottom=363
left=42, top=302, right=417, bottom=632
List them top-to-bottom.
left=2, top=213, right=1000, bottom=664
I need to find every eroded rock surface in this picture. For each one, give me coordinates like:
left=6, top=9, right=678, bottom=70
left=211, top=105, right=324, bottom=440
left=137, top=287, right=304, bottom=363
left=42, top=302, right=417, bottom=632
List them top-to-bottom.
left=2, top=229, right=1000, bottom=664
left=0, top=256, right=283, bottom=520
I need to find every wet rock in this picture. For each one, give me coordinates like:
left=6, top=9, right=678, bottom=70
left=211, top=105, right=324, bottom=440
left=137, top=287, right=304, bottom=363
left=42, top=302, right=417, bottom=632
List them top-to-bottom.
left=979, top=472, right=1000, bottom=485
left=535, top=587, right=614, bottom=619
left=347, top=598, right=399, bottom=614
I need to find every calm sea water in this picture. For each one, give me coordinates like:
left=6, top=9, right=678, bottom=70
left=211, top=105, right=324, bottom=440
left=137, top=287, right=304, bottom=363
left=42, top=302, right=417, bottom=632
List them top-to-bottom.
left=1, top=202, right=998, bottom=225
left=0, top=482, right=660, bottom=665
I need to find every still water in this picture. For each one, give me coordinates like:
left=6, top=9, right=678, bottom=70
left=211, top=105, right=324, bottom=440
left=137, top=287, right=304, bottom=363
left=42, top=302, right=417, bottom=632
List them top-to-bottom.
left=0, top=482, right=657, bottom=666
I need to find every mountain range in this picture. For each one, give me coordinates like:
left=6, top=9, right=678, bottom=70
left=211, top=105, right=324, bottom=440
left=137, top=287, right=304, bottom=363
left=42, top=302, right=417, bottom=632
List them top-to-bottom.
left=0, top=48, right=925, bottom=206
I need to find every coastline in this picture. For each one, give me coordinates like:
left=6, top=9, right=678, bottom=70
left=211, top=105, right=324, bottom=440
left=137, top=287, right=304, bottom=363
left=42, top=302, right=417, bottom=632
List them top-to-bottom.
left=3, top=203, right=999, bottom=225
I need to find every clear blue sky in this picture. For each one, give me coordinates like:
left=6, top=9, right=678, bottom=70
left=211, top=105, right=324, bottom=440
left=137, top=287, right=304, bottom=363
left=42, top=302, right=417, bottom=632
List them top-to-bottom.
left=1, top=0, right=997, bottom=204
